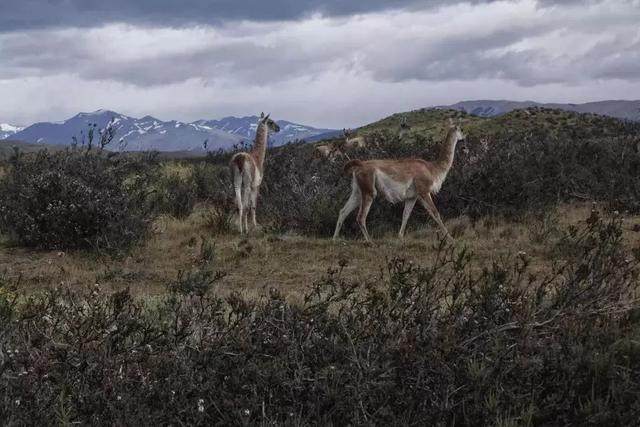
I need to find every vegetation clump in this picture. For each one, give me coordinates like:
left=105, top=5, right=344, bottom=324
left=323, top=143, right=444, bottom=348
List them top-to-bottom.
left=0, top=147, right=156, bottom=253
left=152, top=171, right=198, bottom=219
left=1, top=211, right=638, bottom=425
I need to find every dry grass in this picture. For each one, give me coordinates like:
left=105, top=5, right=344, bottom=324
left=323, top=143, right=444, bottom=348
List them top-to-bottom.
left=159, top=160, right=193, bottom=180
left=2, top=203, right=639, bottom=301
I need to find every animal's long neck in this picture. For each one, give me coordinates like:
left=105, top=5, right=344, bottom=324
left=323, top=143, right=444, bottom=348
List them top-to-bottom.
left=250, top=122, right=268, bottom=172
left=436, top=128, right=458, bottom=172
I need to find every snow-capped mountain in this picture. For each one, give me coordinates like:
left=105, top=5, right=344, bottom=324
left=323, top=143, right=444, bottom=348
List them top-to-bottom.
left=439, top=100, right=640, bottom=121
left=10, top=110, right=243, bottom=151
left=7, top=111, right=336, bottom=151
left=194, top=116, right=335, bottom=147
left=0, top=123, right=24, bottom=140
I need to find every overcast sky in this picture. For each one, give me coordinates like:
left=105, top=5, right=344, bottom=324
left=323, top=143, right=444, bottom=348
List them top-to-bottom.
left=1, top=0, right=639, bottom=127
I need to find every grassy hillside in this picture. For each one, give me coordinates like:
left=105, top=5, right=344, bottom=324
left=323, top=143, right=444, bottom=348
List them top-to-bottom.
left=350, top=106, right=638, bottom=144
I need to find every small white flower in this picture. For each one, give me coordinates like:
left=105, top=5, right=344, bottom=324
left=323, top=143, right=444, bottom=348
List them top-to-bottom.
left=117, top=395, right=122, bottom=401
left=197, top=398, right=205, bottom=413
left=14, top=399, right=20, bottom=406
left=242, top=408, right=251, bottom=417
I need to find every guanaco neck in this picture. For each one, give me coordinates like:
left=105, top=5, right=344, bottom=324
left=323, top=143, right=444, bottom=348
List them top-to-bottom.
left=250, top=122, right=268, bottom=172
left=435, top=128, right=458, bottom=172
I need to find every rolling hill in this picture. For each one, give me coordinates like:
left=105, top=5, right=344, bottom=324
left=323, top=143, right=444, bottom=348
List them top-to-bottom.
left=440, top=100, right=640, bottom=121
left=344, top=105, right=638, bottom=145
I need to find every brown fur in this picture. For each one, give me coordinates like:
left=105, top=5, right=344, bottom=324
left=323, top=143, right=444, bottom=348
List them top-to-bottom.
left=230, top=114, right=279, bottom=234
left=333, top=121, right=465, bottom=242
left=343, top=128, right=368, bottom=149
left=314, top=144, right=343, bottom=161
left=230, top=152, right=247, bottom=172
left=343, top=159, right=363, bottom=175
left=343, top=159, right=447, bottom=194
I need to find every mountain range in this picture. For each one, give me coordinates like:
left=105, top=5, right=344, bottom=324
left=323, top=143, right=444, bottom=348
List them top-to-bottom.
left=2, top=100, right=639, bottom=152
left=439, top=100, right=640, bottom=121
left=1, top=110, right=335, bottom=152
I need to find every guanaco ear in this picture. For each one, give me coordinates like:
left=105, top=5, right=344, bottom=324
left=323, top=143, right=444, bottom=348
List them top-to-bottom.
left=260, top=112, right=265, bottom=119
left=265, top=113, right=270, bottom=120
left=448, top=117, right=454, bottom=127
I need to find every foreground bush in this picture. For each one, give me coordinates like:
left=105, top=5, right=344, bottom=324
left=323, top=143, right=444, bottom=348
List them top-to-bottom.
left=441, top=133, right=640, bottom=219
left=0, top=149, right=155, bottom=253
left=1, top=211, right=638, bottom=425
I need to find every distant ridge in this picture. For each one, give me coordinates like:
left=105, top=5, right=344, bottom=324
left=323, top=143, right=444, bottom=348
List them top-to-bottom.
left=438, top=100, right=640, bottom=121
left=4, top=110, right=337, bottom=152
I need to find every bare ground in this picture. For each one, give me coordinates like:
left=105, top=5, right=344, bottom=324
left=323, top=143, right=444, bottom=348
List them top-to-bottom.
left=2, top=203, right=639, bottom=301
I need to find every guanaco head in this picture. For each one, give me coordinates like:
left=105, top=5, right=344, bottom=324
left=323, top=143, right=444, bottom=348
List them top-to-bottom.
left=259, top=112, right=280, bottom=133
left=398, top=116, right=411, bottom=140
left=399, top=116, right=411, bottom=131
left=448, top=118, right=466, bottom=142
left=343, top=128, right=356, bottom=139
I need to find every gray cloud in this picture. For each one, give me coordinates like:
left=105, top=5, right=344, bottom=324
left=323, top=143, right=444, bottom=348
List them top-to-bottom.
left=0, top=0, right=505, bottom=31
left=1, top=0, right=639, bottom=127
left=4, top=0, right=637, bottom=89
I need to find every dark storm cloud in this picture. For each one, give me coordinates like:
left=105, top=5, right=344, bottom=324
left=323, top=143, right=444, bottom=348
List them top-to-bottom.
left=0, top=0, right=503, bottom=31
left=1, top=0, right=639, bottom=127
left=2, top=0, right=639, bottom=89
left=363, top=24, right=553, bottom=84
left=0, top=26, right=339, bottom=86
left=583, top=39, right=640, bottom=82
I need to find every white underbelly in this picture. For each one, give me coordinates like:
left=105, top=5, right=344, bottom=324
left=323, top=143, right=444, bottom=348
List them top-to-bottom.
left=254, top=169, right=263, bottom=186
left=375, top=170, right=415, bottom=203
left=430, top=171, right=447, bottom=194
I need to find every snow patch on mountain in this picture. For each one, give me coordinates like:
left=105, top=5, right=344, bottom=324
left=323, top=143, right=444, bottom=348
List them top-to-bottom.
left=8, top=110, right=338, bottom=152
left=197, top=116, right=335, bottom=146
left=0, top=123, right=25, bottom=140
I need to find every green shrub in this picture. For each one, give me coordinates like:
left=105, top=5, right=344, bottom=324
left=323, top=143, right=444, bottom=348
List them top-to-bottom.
left=441, top=133, right=640, bottom=219
left=0, top=149, right=155, bottom=253
left=191, top=162, right=226, bottom=201
left=153, top=173, right=197, bottom=219
left=203, top=203, right=235, bottom=235
left=1, top=211, right=638, bottom=425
